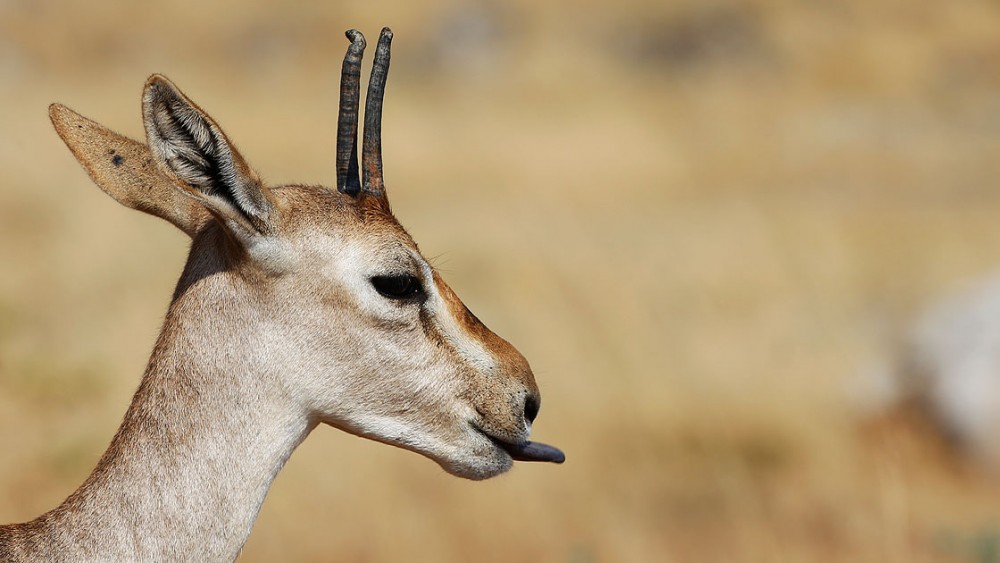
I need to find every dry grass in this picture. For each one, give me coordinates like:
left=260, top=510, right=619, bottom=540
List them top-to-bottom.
left=2, top=0, right=1000, bottom=561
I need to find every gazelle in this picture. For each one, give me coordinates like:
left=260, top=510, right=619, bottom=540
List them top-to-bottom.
left=0, top=27, right=563, bottom=561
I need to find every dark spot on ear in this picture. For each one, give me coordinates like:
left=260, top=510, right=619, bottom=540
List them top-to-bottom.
left=112, top=154, right=124, bottom=167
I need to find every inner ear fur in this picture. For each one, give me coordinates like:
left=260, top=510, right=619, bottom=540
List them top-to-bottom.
left=141, top=74, right=276, bottom=239
left=49, top=103, right=211, bottom=237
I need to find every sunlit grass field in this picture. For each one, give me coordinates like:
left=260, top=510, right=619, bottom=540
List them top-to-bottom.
left=2, top=1, right=1000, bottom=560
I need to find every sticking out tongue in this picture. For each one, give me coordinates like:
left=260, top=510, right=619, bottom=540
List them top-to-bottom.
left=501, top=441, right=566, bottom=464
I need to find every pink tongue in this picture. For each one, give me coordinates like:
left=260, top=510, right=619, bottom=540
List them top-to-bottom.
left=503, top=441, right=565, bottom=464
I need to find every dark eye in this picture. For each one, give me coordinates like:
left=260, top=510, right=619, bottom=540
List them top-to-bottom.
left=370, top=274, right=423, bottom=300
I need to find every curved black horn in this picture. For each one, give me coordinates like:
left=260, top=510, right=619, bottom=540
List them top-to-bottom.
left=362, top=27, right=393, bottom=198
left=336, top=29, right=366, bottom=196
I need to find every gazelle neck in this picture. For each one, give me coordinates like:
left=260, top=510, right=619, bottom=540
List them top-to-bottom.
left=9, top=26, right=565, bottom=561
left=36, top=260, right=315, bottom=561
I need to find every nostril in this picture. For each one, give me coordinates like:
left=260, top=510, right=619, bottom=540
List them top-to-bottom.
left=524, top=395, right=540, bottom=424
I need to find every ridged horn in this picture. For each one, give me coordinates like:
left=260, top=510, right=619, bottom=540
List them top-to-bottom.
left=361, top=27, right=393, bottom=198
left=336, top=29, right=366, bottom=196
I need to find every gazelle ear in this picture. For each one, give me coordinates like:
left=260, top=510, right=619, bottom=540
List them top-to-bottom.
left=142, top=74, right=276, bottom=241
left=49, top=104, right=211, bottom=237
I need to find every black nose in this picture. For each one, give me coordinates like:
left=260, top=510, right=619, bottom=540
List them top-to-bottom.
left=524, top=395, right=540, bottom=424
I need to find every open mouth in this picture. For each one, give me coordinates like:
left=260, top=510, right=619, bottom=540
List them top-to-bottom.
left=478, top=429, right=565, bottom=464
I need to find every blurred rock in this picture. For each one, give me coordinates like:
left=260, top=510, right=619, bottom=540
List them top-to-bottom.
left=410, top=1, right=518, bottom=79
left=618, top=5, right=770, bottom=71
left=897, top=273, right=1000, bottom=469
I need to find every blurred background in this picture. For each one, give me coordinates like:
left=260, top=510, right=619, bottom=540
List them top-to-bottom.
left=1, top=0, right=1000, bottom=561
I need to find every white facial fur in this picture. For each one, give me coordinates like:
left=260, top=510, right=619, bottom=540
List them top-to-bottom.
left=237, top=204, right=529, bottom=480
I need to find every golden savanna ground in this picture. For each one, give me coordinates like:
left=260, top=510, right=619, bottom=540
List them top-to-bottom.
left=2, top=1, right=1000, bottom=561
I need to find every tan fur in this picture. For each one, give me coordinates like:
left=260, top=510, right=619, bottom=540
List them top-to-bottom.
left=0, top=71, right=544, bottom=561
left=49, top=103, right=210, bottom=237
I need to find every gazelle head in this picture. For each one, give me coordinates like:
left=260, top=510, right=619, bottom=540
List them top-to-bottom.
left=48, top=28, right=563, bottom=480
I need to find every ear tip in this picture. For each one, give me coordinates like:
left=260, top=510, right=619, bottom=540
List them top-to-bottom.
left=380, top=27, right=393, bottom=40
left=146, top=73, right=170, bottom=85
left=143, top=74, right=177, bottom=101
left=48, top=103, right=66, bottom=120
left=48, top=103, right=80, bottom=132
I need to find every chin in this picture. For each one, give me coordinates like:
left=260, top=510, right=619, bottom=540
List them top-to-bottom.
left=329, top=419, right=515, bottom=480
left=437, top=449, right=513, bottom=481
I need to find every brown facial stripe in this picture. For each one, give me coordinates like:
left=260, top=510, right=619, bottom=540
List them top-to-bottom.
left=430, top=270, right=536, bottom=391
